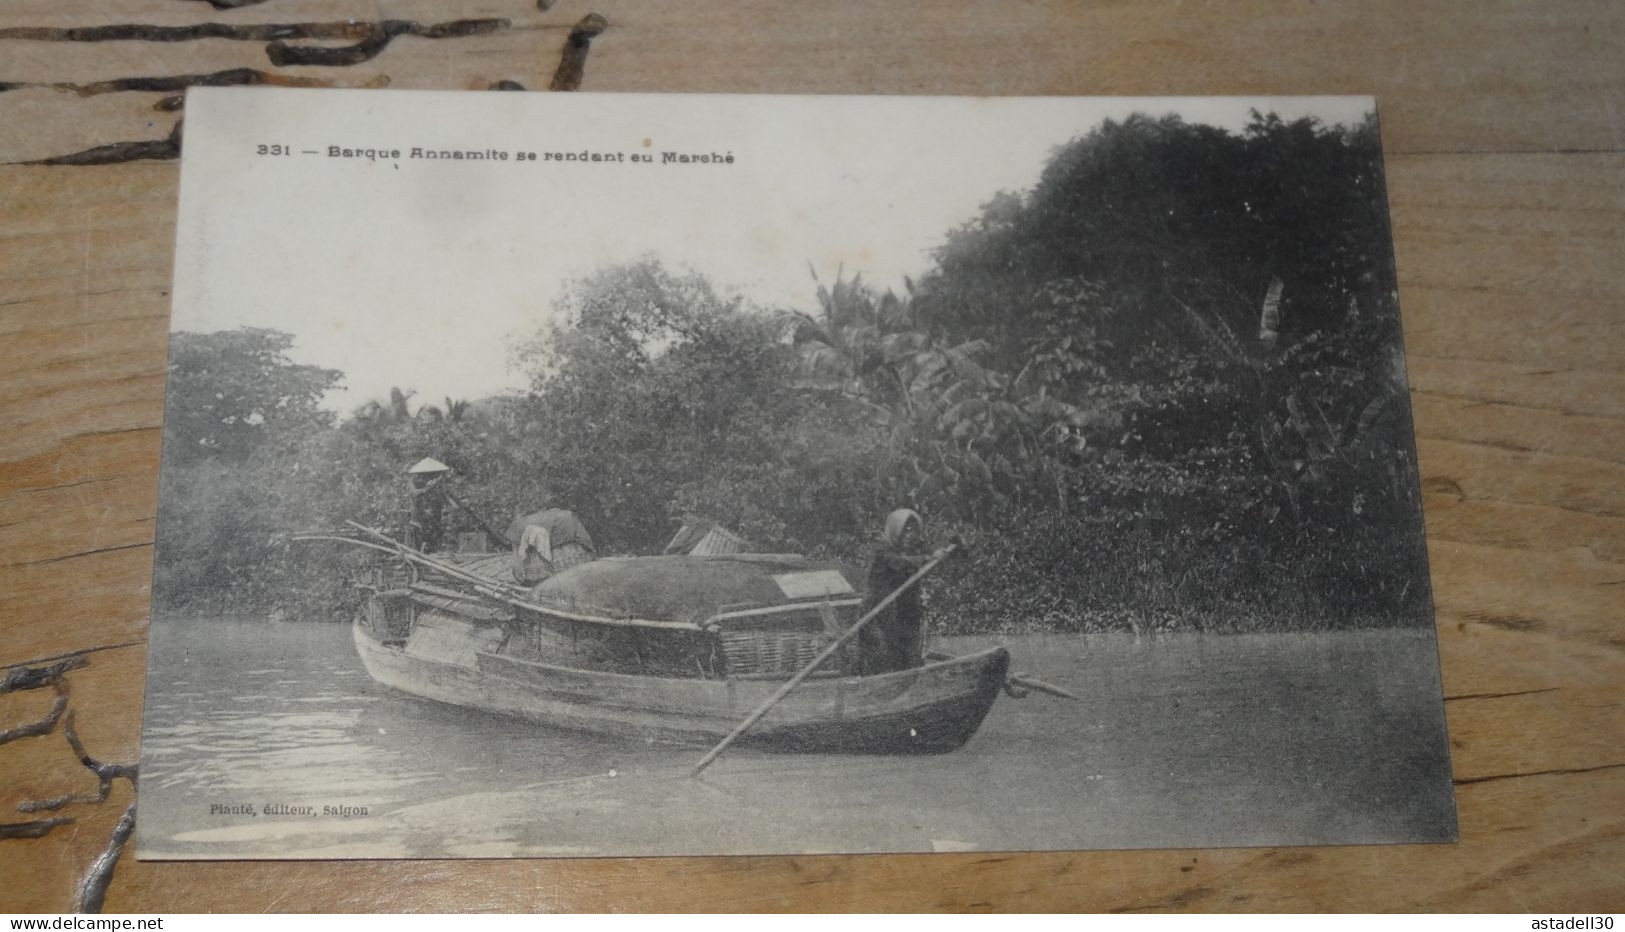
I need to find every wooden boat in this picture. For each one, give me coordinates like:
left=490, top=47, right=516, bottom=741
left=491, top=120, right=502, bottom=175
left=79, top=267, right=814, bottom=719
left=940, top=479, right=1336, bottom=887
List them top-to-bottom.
left=349, top=550, right=1011, bottom=753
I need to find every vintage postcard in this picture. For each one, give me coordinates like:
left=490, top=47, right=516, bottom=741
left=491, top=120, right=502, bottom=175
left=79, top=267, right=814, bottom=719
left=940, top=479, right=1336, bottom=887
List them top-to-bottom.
left=137, top=88, right=1456, bottom=858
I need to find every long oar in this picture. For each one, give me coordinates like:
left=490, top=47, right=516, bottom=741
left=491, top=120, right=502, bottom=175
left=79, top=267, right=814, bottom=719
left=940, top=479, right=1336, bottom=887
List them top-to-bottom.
left=689, top=545, right=955, bottom=778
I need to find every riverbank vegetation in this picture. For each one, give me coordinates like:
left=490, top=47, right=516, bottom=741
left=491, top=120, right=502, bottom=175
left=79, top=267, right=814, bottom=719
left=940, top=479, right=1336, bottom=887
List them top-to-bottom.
left=153, top=110, right=1432, bottom=633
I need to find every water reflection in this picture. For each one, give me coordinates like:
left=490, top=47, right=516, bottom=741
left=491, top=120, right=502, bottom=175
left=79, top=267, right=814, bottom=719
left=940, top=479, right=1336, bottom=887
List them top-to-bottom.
left=137, top=618, right=1455, bottom=858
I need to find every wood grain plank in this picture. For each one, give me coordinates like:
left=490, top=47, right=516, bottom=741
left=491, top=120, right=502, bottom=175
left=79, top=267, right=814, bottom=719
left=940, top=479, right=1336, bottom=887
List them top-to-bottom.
left=1, top=2, right=1623, bottom=159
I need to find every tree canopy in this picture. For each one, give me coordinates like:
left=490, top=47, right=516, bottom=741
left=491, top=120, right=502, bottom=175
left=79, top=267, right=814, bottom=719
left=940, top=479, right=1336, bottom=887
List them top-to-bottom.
left=153, top=110, right=1430, bottom=633
left=162, top=328, right=343, bottom=466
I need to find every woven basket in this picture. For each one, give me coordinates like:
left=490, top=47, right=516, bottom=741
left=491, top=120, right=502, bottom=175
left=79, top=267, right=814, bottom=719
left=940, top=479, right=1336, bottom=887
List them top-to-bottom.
left=719, top=630, right=830, bottom=676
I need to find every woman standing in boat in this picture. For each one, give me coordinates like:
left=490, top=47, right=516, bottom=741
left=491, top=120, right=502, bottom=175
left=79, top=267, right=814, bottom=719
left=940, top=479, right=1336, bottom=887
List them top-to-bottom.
left=859, top=509, right=954, bottom=674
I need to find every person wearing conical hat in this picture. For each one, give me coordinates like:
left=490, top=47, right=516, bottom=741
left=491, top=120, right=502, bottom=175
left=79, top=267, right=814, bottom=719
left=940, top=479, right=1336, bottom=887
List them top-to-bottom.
left=408, top=457, right=451, bottom=476
left=406, top=458, right=452, bottom=553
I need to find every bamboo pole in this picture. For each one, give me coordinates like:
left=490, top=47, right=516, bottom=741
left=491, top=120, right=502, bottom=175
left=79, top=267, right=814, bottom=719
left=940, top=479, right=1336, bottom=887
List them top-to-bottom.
left=343, top=520, right=523, bottom=594
left=323, top=522, right=705, bottom=631
left=296, top=526, right=515, bottom=597
left=289, top=533, right=413, bottom=562
left=689, top=545, right=954, bottom=778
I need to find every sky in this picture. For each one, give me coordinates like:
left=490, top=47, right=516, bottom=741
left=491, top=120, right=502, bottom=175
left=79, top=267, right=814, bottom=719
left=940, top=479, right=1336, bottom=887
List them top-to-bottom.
left=171, top=90, right=1374, bottom=413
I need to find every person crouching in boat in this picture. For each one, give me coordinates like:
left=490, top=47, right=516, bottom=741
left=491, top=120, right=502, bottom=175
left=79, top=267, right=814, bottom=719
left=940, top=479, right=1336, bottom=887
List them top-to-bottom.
left=507, top=507, right=596, bottom=585
left=858, top=508, right=954, bottom=674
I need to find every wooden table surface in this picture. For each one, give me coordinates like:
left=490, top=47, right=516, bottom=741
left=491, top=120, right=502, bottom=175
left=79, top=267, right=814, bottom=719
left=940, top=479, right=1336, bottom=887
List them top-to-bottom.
left=2, top=0, right=1621, bottom=914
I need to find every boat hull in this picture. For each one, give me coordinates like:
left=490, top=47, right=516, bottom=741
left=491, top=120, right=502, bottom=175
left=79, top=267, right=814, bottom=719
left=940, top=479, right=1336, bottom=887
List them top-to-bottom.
left=352, top=619, right=1008, bottom=754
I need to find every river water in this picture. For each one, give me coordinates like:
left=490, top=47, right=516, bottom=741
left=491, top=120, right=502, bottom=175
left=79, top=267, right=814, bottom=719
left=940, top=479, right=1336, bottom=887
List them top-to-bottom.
left=136, top=619, right=1455, bottom=858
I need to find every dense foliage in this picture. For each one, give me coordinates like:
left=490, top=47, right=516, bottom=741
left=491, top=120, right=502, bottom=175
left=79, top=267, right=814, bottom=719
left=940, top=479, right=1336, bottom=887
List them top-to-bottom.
left=154, top=111, right=1432, bottom=632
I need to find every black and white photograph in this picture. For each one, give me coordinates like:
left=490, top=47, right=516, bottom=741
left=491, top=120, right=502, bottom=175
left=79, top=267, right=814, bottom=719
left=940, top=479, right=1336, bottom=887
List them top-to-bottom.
left=136, top=87, right=1456, bottom=859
